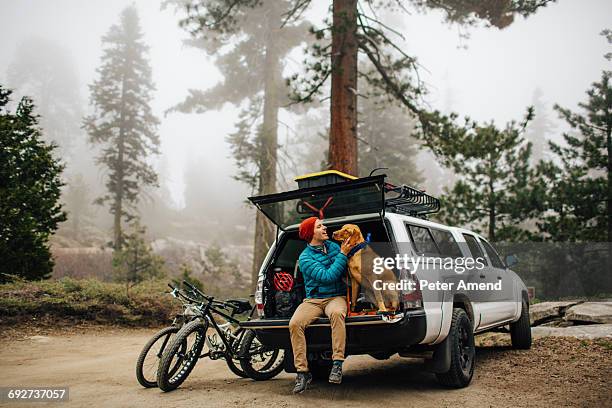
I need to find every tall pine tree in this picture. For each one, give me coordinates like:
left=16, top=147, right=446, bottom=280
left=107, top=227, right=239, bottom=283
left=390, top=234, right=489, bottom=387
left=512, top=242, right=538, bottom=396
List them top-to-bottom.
left=168, top=0, right=309, bottom=288
left=285, top=0, right=554, bottom=175
left=83, top=6, right=160, bottom=250
left=534, top=31, right=611, bottom=242
left=7, top=37, right=82, bottom=159
left=535, top=74, right=611, bottom=242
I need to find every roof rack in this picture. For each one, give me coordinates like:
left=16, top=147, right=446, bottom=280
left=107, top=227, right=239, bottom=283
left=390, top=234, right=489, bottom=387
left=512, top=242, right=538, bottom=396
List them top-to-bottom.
left=384, top=182, right=440, bottom=217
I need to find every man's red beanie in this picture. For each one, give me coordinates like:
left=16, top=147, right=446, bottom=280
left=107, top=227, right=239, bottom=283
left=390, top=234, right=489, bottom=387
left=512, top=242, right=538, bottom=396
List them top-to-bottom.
left=298, top=216, right=318, bottom=242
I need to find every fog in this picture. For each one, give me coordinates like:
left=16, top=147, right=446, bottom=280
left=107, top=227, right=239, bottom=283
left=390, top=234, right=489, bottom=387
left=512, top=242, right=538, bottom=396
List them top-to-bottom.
left=1, top=0, right=610, bottom=276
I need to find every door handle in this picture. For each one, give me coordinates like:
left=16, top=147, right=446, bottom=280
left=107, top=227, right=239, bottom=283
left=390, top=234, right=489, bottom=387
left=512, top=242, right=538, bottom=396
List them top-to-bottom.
left=479, top=274, right=486, bottom=279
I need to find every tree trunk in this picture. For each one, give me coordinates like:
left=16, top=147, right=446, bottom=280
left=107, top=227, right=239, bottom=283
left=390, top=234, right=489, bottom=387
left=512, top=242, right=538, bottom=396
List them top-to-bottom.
left=329, top=0, right=358, bottom=176
left=251, top=6, right=281, bottom=290
left=114, top=73, right=127, bottom=252
left=606, top=101, right=611, bottom=243
left=488, top=169, right=496, bottom=241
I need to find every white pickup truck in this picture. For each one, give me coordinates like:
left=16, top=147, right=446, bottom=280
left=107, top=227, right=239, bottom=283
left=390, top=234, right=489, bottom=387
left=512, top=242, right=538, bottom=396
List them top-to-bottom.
left=241, top=173, right=531, bottom=388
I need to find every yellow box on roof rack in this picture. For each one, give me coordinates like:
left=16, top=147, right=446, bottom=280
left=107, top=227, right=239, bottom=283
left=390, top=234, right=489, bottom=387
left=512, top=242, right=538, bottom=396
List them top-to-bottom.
left=295, top=170, right=357, bottom=189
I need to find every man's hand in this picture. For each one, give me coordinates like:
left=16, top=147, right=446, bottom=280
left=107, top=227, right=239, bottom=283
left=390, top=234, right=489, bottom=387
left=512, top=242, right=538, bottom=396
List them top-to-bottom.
left=340, top=239, right=351, bottom=256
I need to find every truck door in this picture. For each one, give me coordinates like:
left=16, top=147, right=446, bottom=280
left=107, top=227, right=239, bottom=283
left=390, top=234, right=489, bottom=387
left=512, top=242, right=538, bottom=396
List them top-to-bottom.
left=461, top=233, right=493, bottom=329
left=479, top=237, right=517, bottom=324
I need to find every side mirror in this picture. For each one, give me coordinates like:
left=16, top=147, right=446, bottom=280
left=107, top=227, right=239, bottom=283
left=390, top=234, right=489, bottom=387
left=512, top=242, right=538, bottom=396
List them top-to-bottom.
left=505, top=254, right=518, bottom=268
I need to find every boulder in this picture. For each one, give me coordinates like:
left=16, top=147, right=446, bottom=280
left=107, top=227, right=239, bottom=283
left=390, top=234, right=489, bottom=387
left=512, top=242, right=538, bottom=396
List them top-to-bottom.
left=529, top=301, right=581, bottom=325
left=564, top=302, right=612, bottom=324
left=475, top=324, right=612, bottom=346
left=532, top=324, right=612, bottom=340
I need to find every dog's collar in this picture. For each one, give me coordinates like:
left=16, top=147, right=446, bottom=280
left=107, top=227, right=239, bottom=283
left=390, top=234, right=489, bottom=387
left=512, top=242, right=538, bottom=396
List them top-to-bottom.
left=346, top=233, right=371, bottom=258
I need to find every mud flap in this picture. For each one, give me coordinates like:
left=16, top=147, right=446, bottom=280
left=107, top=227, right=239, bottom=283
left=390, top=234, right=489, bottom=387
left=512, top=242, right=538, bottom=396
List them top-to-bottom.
left=423, top=335, right=451, bottom=373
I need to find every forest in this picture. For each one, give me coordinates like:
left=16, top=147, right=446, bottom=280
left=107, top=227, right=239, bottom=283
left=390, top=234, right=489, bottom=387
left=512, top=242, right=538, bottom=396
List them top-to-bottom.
left=1, top=0, right=610, bottom=307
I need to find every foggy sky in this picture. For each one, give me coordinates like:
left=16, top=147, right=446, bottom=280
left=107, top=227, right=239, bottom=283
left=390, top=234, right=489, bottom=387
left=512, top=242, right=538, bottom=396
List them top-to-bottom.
left=1, top=0, right=610, bottom=210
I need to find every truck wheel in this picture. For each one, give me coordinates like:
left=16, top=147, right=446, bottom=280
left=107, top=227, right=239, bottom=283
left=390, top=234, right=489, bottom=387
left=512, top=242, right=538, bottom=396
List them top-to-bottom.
left=510, top=299, right=532, bottom=350
left=435, top=308, right=475, bottom=388
left=239, top=330, right=285, bottom=381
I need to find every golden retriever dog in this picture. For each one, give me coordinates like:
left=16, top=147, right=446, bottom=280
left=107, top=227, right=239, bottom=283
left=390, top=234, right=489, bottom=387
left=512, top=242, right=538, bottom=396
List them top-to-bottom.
left=332, top=224, right=399, bottom=313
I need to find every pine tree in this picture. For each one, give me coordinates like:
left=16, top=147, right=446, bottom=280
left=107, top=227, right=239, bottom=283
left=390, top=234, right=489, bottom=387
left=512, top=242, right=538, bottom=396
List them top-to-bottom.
left=168, top=0, right=309, bottom=288
left=285, top=0, right=554, bottom=175
left=83, top=6, right=160, bottom=251
left=533, top=31, right=611, bottom=242
left=6, top=37, right=82, bottom=158
left=535, top=72, right=611, bottom=242
left=0, top=85, right=67, bottom=281
left=431, top=109, right=535, bottom=241
left=112, top=220, right=165, bottom=297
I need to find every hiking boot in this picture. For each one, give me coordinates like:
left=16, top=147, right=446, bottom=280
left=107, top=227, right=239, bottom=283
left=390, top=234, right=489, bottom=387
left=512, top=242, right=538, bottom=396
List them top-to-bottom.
left=328, top=361, right=343, bottom=384
left=292, top=372, right=312, bottom=394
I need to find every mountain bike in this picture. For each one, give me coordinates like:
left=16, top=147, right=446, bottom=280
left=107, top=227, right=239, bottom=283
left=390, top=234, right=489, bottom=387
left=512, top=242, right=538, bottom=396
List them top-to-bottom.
left=155, top=281, right=285, bottom=392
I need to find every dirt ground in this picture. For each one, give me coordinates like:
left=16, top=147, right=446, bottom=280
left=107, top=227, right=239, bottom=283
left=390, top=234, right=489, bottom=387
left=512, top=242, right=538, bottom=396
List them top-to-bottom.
left=0, top=326, right=610, bottom=408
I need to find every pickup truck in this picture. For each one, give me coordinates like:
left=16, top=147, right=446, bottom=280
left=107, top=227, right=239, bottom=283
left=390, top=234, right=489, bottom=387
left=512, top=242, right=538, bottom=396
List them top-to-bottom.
left=240, top=173, right=531, bottom=388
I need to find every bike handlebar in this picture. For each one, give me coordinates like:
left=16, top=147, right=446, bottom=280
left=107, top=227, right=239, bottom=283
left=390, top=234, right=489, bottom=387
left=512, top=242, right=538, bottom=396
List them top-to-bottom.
left=167, top=280, right=249, bottom=314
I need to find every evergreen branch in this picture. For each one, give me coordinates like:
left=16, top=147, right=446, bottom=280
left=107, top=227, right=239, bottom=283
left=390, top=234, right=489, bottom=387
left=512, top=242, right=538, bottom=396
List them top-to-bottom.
left=281, top=0, right=312, bottom=28
left=357, top=12, right=405, bottom=41
left=357, top=38, right=420, bottom=115
left=286, top=68, right=331, bottom=107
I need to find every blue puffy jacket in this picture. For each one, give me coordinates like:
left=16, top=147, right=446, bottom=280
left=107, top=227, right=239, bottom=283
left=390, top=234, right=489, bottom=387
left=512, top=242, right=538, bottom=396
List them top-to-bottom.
left=298, top=240, right=347, bottom=299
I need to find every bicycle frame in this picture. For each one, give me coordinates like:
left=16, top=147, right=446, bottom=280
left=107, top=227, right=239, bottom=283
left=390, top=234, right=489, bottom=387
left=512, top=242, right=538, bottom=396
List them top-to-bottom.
left=168, top=281, right=258, bottom=361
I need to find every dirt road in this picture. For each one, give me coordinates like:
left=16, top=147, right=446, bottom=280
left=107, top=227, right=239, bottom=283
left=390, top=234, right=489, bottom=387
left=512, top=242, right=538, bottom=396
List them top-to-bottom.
left=0, top=327, right=610, bottom=408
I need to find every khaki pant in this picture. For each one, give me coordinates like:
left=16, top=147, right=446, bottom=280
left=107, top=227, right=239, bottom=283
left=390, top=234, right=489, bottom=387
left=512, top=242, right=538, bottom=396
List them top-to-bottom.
left=288, top=296, right=347, bottom=372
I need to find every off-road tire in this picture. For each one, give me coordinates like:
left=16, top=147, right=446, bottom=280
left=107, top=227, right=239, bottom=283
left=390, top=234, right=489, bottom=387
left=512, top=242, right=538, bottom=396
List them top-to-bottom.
left=510, top=299, right=532, bottom=350
left=436, top=308, right=475, bottom=388
left=157, top=320, right=207, bottom=392
left=136, top=326, right=180, bottom=388
left=225, top=328, right=248, bottom=378
left=239, top=329, right=285, bottom=381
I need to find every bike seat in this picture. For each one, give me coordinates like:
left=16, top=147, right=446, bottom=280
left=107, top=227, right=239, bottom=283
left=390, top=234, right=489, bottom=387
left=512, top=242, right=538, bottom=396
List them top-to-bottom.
left=226, top=298, right=252, bottom=314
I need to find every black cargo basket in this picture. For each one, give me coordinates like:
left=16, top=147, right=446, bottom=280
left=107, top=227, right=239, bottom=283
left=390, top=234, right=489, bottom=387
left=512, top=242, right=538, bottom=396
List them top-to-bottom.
left=384, top=183, right=440, bottom=217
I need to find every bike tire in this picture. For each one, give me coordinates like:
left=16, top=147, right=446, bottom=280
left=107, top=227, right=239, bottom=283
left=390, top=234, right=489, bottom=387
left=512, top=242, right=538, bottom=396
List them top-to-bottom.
left=157, top=320, right=208, bottom=392
left=135, top=326, right=180, bottom=388
left=225, top=328, right=248, bottom=378
left=239, top=329, right=285, bottom=381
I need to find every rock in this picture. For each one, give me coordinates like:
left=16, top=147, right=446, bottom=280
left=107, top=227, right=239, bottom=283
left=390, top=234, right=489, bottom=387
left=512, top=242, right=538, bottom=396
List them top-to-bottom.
left=529, top=301, right=581, bottom=325
left=564, top=302, right=612, bottom=324
left=476, top=324, right=612, bottom=346
left=532, top=324, right=612, bottom=340
left=475, top=332, right=511, bottom=347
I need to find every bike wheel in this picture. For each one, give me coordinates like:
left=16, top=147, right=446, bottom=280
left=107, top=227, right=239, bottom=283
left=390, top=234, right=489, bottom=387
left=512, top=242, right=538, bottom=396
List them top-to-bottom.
left=157, top=320, right=208, bottom=392
left=135, top=326, right=180, bottom=388
left=225, top=328, right=248, bottom=378
left=239, top=329, right=285, bottom=381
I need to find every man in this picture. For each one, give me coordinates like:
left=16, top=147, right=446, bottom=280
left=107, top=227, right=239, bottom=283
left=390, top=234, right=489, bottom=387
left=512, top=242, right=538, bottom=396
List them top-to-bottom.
left=289, top=216, right=351, bottom=394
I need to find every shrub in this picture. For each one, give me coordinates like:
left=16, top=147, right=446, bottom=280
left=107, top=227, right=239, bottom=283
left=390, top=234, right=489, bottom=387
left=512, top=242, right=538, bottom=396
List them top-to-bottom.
left=0, top=277, right=178, bottom=327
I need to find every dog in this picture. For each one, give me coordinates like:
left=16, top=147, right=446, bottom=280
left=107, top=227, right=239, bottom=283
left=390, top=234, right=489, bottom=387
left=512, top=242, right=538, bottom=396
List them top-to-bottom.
left=332, top=224, right=399, bottom=313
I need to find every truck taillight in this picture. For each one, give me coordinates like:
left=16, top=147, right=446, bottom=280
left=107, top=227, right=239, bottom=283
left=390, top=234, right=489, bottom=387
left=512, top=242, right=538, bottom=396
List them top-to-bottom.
left=400, top=270, right=422, bottom=309
left=255, top=277, right=264, bottom=317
